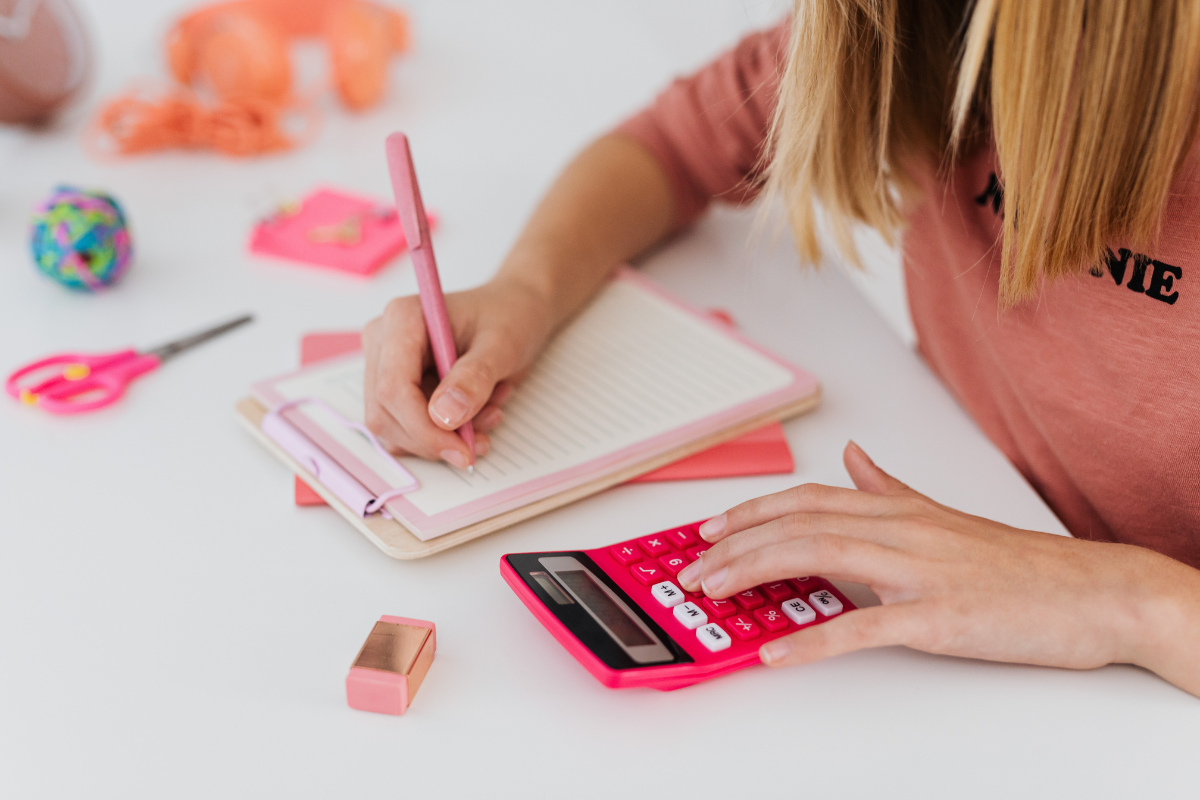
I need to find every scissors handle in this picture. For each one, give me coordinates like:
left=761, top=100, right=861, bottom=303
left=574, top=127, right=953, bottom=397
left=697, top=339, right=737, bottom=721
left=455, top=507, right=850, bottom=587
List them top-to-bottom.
left=5, top=349, right=161, bottom=415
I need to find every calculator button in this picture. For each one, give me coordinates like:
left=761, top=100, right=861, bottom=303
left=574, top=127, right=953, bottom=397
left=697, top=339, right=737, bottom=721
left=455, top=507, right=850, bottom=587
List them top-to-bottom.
left=665, top=527, right=698, bottom=549
left=638, top=535, right=672, bottom=557
left=610, top=544, right=642, bottom=565
left=685, top=545, right=709, bottom=561
left=658, top=553, right=688, bottom=576
left=630, top=563, right=664, bottom=586
left=789, top=577, right=818, bottom=594
left=651, top=581, right=687, bottom=608
left=760, top=582, right=791, bottom=603
left=732, top=588, right=764, bottom=611
left=809, top=590, right=844, bottom=616
left=701, top=597, right=737, bottom=619
left=781, top=598, right=816, bottom=625
left=673, top=601, right=708, bottom=629
left=754, top=606, right=789, bottom=632
left=727, top=614, right=761, bottom=641
left=696, top=623, right=732, bottom=652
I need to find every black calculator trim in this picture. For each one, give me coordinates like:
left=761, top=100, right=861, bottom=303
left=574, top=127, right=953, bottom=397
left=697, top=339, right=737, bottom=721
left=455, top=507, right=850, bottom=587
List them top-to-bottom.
left=505, top=552, right=694, bottom=670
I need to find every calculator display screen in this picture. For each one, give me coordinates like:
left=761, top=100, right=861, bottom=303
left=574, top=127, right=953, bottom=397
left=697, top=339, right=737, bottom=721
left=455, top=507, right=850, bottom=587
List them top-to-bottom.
left=506, top=552, right=688, bottom=668
left=556, top=570, right=653, bottom=647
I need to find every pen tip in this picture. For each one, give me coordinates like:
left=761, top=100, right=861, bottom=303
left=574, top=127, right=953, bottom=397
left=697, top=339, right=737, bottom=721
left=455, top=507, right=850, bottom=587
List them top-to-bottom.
left=467, top=465, right=474, bottom=475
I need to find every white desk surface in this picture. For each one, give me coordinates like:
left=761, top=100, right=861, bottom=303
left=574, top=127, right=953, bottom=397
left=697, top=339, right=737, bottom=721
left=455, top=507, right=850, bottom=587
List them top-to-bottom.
left=2, top=1, right=1196, bottom=797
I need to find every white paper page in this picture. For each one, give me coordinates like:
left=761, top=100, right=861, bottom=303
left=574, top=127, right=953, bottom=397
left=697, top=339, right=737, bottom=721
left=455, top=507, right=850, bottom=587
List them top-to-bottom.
left=265, top=278, right=796, bottom=521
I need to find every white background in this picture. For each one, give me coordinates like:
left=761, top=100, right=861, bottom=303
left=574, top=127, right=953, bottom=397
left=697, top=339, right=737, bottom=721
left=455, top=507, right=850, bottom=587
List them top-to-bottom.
left=1, top=1, right=1196, bottom=797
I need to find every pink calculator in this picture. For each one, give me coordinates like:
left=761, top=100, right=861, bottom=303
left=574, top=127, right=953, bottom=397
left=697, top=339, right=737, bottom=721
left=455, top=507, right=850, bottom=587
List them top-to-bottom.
left=501, top=521, right=856, bottom=691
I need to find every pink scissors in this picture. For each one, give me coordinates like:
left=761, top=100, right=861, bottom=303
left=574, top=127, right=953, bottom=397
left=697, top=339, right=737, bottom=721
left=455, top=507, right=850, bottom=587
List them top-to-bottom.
left=6, top=314, right=253, bottom=415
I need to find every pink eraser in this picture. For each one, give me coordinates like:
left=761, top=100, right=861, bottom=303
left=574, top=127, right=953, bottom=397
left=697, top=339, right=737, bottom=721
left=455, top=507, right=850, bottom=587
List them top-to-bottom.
left=346, top=616, right=437, bottom=715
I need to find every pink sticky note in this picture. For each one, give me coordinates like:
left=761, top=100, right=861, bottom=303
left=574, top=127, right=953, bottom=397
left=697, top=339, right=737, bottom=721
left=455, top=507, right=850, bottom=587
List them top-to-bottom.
left=250, top=187, right=437, bottom=277
left=626, top=420, right=794, bottom=482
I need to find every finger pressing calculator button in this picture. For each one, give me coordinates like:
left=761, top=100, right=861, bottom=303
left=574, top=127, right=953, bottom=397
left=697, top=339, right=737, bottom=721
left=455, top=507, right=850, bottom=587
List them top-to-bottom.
left=665, top=527, right=698, bottom=549
left=637, top=535, right=672, bottom=557
left=610, top=544, right=642, bottom=565
left=685, top=545, right=709, bottom=562
left=659, top=553, right=688, bottom=576
left=630, top=563, right=664, bottom=586
left=651, top=581, right=687, bottom=608
left=760, top=582, right=791, bottom=603
left=732, top=588, right=764, bottom=611
left=809, top=590, right=843, bottom=616
left=701, top=597, right=737, bottom=619
left=781, top=598, right=816, bottom=625
left=673, top=601, right=708, bottom=629
left=753, top=606, right=789, bottom=632
left=727, top=614, right=761, bottom=641
left=696, top=623, right=732, bottom=652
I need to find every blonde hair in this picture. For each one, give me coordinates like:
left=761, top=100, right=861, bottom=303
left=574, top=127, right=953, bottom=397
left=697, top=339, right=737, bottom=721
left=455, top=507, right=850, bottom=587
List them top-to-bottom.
left=765, top=0, right=1200, bottom=305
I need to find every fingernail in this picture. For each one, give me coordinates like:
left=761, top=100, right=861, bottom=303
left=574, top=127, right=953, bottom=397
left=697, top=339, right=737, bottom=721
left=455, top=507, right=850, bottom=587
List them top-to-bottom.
left=431, top=388, right=470, bottom=428
left=440, top=449, right=469, bottom=469
left=698, top=514, right=726, bottom=541
left=677, top=560, right=701, bottom=589
left=701, top=567, right=726, bottom=595
left=761, top=639, right=791, bottom=665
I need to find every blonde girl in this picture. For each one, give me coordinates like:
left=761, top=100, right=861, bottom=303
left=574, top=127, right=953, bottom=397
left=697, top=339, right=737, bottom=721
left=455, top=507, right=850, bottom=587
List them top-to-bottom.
left=363, top=0, right=1200, bottom=695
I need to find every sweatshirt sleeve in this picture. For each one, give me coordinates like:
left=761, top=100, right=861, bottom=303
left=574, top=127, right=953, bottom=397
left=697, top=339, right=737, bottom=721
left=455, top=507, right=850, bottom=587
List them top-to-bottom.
left=614, top=21, right=790, bottom=231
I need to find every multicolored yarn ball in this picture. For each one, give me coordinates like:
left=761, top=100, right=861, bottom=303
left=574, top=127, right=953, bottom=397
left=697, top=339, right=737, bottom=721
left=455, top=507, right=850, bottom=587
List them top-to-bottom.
left=30, top=186, right=134, bottom=291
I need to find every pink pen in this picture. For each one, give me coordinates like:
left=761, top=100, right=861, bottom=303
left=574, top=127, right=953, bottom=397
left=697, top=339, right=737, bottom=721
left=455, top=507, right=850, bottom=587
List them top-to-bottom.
left=385, top=132, right=476, bottom=468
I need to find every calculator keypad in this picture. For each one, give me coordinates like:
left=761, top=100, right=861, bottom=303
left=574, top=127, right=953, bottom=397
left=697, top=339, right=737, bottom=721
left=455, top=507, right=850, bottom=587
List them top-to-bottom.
left=591, top=522, right=850, bottom=664
left=665, top=527, right=698, bottom=549
left=638, top=535, right=671, bottom=558
left=611, top=544, right=642, bottom=565
left=659, top=553, right=689, bottom=576
left=630, top=563, right=664, bottom=585
left=651, top=581, right=687, bottom=608
left=760, top=582, right=791, bottom=603
left=733, top=588, right=764, bottom=611
left=809, top=590, right=843, bottom=616
left=702, top=596, right=737, bottom=619
left=781, top=598, right=816, bottom=626
left=673, top=601, right=708, bottom=629
left=753, top=606, right=789, bottom=632
left=727, top=615, right=761, bottom=641
left=697, top=623, right=732, bottom=652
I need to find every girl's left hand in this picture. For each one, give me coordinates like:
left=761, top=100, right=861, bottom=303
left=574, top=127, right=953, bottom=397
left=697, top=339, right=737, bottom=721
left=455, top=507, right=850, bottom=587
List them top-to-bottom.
left=676, top=442, right=1200, bottom=695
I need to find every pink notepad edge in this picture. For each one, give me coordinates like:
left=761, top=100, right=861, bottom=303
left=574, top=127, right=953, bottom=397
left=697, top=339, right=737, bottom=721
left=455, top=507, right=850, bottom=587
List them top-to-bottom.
left=260, top=268, right=813, bottom=537
left=291, top=312, right=795, bottom=507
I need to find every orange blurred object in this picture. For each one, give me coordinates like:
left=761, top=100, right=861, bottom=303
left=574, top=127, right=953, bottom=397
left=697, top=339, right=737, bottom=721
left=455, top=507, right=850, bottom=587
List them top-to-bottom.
left=93, top=0, right=411, bottom=157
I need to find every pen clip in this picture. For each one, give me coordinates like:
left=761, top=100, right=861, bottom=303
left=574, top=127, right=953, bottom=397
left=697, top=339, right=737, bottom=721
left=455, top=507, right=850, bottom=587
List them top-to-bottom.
left=385, top=132, right=427, bottom=250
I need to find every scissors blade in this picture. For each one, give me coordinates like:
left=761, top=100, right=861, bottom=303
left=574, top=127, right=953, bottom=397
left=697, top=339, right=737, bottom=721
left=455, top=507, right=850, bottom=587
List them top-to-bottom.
left=144, top=314, right=254, bottom=363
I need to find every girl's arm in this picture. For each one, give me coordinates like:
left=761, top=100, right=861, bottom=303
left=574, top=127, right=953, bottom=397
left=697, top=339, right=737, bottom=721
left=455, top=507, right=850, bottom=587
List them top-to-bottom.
left=363, top=23, right=785, bottom=465
left=362, top=134, right=676, bottom=464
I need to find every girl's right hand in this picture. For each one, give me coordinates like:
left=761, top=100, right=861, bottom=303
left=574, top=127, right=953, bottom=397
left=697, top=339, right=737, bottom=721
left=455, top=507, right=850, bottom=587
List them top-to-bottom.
left=362, top=276, right=555, bottom=468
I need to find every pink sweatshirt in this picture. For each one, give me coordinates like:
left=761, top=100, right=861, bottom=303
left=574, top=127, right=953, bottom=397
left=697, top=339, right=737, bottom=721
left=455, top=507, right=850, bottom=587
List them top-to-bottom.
left=617, top=23, right=1200, bottom=568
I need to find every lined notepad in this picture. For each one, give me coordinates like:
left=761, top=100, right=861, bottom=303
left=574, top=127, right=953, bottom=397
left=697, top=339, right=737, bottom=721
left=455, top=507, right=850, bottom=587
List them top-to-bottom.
left=251, top=269, right=818, bottom=542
